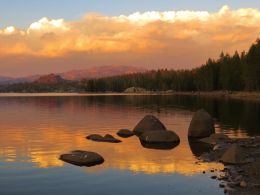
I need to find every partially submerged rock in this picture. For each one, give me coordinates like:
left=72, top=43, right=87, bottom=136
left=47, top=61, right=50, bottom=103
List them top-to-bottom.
left=188, top=109, right=215, bottom=138
left=133, top=115, right=166, bottom=135
left=117, top=129, right=134, bottom=138
left=139, top=130, right=180, bottom=150
left=200, top=133, right=229, bottom=145
left=86, top=134, right=122, bottom=143
left=86, top=134, right=104, bottom=141
left=220, top=144, right=247, bottom=164
left=60, top=150, right=104, bottom=167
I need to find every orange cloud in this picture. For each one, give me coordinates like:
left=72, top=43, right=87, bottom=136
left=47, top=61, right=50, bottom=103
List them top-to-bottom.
left=0, top=5, right=259, bottom=74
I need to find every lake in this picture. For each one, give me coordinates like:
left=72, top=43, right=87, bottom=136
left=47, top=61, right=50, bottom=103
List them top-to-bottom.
left=0, top=94, right=259, bottom=195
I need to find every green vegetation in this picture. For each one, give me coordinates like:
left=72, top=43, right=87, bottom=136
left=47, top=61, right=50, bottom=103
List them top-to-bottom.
left=1, top=39, right=259, bottom=93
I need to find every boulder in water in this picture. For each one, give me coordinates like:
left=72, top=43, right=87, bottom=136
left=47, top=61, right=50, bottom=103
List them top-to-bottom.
left=188, top=109, right=215, bottom=138
left=133, top=115, right=166, bottom=135
left=117, top=129, right=134, bottom=138
left=139, top=130, right=180, bottom=150
left=139, top=130, right=180, bottom=144
left=60, top=150, right=104, bottom=167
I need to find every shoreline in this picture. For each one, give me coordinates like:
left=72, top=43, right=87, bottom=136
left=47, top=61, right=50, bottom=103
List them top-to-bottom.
left=0, top=91, right=260, bottom=101
left=168, top=91, right=260, bottom=101
left=196, top=136, right=260, bottom=195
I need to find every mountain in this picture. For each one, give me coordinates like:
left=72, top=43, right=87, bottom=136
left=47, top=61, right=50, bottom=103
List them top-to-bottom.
left=0, top=65, right=146, bottom=85
left=59, top=65, right=146, bottom=80
left=34, top=74, right=65, bottom=85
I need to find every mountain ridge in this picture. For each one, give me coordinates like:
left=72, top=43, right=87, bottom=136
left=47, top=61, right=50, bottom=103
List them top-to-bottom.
left=0, top=65, right=146, bottom=85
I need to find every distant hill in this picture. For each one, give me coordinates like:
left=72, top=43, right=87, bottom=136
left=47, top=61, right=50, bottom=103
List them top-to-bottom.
left=0, top=65, right=146, bottom=85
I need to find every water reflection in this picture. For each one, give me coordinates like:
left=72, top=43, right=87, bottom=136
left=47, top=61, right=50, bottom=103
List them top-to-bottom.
left=0, top=94, right=259, bottom=176
left=188, top=139, right=213, bottom=157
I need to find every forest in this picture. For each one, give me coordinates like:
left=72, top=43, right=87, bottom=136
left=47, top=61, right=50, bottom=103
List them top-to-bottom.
left=0, top=39, right=259, bottom=93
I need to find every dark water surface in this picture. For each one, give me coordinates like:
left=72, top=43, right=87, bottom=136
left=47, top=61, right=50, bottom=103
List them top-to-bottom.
left=0, top=94, right=259, bottom=195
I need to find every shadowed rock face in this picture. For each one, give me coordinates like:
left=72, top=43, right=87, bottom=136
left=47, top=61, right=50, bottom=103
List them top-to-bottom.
left=188, top=109, right=215, bottom=138
left=133, top=115, right=166, bottom=136
left=117, top=129, right=134, bottom=138
left=139, top=130, right=180, bottom=150
left=86, top=134, right=122, bottom=143
left=60, top=150, right=104, bottom=167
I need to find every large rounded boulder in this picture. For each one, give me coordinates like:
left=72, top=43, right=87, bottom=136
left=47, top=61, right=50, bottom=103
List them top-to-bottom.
left=188, top=109, right=215, bottom=138
left=133, top=115, right=166, bottom=135
left=139, top=130, right=180, bottom=150
left=139, top=130, right=180, bottom=144
left=60, top=150, right=104, bottom=167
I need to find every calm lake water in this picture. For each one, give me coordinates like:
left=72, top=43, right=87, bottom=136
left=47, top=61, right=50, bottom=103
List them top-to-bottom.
left=0, top=94, right=259, bottom=195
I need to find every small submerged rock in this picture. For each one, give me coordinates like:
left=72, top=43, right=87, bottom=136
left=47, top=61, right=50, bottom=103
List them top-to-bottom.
left=188, top=109, right=215, bottom=138
left=133, top=115, right=166, bottom=135
left=117, top=129, right=134, bottom=138
left=87, top=134, right=122, bottom=143
left=60, top=150, right=104, bottom=167
left=211, top=175, right=217, bottom=179
left=240, top=180, right=247, bottom=188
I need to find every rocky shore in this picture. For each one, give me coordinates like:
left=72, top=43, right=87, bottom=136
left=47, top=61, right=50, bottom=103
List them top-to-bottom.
left=196, top=136, right=260, bottom=195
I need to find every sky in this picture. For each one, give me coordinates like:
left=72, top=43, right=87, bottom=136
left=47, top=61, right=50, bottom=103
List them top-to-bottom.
left=0, top=1, right=260, bottom=77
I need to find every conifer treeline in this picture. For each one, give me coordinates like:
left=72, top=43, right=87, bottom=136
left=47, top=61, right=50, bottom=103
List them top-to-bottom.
left=1, top=39, right=259, bottom=92
left=82, top=39, right=260, bottom=92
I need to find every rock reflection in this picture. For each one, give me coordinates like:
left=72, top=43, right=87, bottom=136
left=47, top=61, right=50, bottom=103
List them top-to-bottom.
left=188, top=138, right=213, bottom=157
left=139, top=139, right=180, bottom=150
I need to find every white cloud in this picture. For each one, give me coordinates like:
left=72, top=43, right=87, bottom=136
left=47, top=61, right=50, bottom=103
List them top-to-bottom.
left=0, top=5, right=259, bottom=61
left=27, top=17, right=69, bottom=33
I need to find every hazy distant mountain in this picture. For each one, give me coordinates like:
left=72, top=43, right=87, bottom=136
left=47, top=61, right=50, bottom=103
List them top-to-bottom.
left=0, top=65, right=146, bottom=85
left=59, top=65, right=146, bottom=80
left=0, top=75, right=41, bottom=85
left=0, top=76, right=13, bottom=84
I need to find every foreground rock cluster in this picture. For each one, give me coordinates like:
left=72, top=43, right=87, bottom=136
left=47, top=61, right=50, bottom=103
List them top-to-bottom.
left=59, top=108, right=259, bottom=194
left=59, top=109, right=214, bottom=166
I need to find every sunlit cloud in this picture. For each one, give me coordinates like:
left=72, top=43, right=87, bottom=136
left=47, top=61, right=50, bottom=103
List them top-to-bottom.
left=0, top=5, right=259, bottom=75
